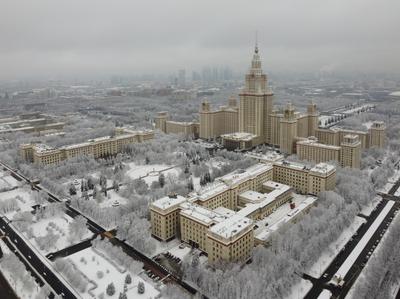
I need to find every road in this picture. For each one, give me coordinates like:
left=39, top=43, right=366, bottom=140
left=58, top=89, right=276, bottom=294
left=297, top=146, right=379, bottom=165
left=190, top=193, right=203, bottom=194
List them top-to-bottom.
left=0, top=161, right=205, bottom=298
left=303, top=173, right=400, bottom=299
left=46, top=234, right=98, bottom=261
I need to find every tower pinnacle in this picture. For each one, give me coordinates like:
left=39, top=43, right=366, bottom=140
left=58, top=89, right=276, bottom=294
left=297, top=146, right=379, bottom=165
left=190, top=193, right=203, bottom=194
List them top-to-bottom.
left=255, top=30, right=259, bottom=54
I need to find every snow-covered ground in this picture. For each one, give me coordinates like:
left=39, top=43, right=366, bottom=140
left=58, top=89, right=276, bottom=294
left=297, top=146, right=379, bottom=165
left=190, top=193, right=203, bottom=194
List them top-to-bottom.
left=125, top=162, right=180, bottom=184
left=0, top=169, right=20, bottom=191
left=389, top=169, right=400, bottom=184
left=379, top=182, right=394, bottom=194
left=0, top=187, right=38, bottom=217
left=98, top=189, right=129, bottom=208
left=359, top=196, right=381, bottom=217
left=334, top=200, right=395, bottom=281
left=24, top=214, right=92, bottom=255
left=308, top=216, right=366, bottom=277
left=153, top=238, right=181, bottom=257
left=62, top=247, right=159, bottom=299
left=286, top=278, right=313, bottom=299
left=318, top=289, right=332, bottom=299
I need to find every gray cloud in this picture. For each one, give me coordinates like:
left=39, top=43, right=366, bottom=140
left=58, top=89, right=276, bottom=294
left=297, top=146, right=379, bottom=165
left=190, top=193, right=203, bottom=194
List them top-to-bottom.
left=1, top=0, right=399, bottom=79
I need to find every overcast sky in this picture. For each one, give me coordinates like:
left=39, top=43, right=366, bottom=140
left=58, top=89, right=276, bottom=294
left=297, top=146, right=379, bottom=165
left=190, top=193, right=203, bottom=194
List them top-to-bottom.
left=1, top=0, right=400, bottom=80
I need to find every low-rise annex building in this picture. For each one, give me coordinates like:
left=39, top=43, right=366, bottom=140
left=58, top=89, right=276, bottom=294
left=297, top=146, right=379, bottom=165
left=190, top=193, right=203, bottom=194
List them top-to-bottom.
left=20, top=128, right=154, bottom=165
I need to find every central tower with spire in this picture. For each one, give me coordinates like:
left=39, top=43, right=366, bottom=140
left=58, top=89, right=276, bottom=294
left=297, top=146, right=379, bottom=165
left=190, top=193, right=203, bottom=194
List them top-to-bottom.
left=239, top=42, right=274, bottom=144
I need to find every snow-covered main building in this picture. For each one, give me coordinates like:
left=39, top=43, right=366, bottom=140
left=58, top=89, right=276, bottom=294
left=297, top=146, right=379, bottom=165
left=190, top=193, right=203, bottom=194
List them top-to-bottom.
left=150, top=161, right=336, bottom=263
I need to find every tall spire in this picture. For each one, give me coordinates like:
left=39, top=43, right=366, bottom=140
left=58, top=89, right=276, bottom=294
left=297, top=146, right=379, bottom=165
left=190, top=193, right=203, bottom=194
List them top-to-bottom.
left=255, top=30, right=258, bottom=54
left=250, top=32, right=262, bottom=74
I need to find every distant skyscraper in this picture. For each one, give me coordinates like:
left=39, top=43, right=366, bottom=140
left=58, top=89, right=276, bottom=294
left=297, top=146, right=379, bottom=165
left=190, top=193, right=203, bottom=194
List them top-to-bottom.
left=178, top=69, right=186, bottom=88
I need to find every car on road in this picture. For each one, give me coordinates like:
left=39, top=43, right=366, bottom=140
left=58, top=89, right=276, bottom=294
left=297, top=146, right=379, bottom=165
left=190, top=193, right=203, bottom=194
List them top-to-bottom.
left=323, top=273, right=328, bottom=278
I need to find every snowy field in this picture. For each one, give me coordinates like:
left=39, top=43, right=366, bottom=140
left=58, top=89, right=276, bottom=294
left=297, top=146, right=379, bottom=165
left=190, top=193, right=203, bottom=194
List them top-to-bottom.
left=125, top=162, right=180, bottom=185
left=0, top=169, right=20, bottom=191
left=389, top=169, right=400, bottom=184
left=0, top=187, right=38, bottom=217
left=24, top=214, right=92, bottom=255
left=308, top=216, right=366, bottom=277
left=62, top=247, right=159, bottom=299
left=287, top=279, right=313, bottom=299
left=318, top=289, right=332, bottom=299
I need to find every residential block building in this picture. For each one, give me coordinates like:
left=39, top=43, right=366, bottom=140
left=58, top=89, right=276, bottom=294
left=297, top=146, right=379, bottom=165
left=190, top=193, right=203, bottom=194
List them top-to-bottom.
left=199, top=97, right=239, bottom=140
left=314, top=120, right=386, bottom=150
left=20, top=128, right=154, bottom=165
left=296, top=134, right=362, bottom=168
left=150, top=161, right=336, bottom=263
left=272, top=161, right=336, bottom=195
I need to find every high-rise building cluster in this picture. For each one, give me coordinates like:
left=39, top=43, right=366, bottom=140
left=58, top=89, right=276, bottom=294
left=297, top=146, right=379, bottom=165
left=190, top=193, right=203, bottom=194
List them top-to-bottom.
left=155, top=45, right=386, bottom=169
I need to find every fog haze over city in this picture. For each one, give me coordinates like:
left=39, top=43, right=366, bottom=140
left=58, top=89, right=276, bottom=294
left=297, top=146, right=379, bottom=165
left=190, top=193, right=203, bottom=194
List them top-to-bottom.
left=1, top=0, right=400, bottom=80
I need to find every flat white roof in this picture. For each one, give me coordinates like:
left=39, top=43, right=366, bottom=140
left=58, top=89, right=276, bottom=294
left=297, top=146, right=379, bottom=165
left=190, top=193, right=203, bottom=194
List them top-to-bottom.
left=221, top=132, right=257, bottom=141
left=297, top=139, right=341, bottom=150
left=34, top=143, right=57, bottom=153
left=245, top=151, right=284, bottom=163
left=274, top=160, right=311, bottom=171
left=191, top=163, right=272, bottom=202
left=219, top=163, right=273, bottom=186
left=310, top=163, right=336, bottom=175
left=263, top=180, right=288, bottom=190
left=190, top=181, right=229, bottom=202
left=237, top=182, right=292, bottom=217
left=151, top=195, right=187, bottom=210
left=255, top=197, right=317, bottom=241
left=180, top=202, right=227, bottom=225
left=213, top=206, right=236, bottom=218
left=209, top=214, right=253, bottom=239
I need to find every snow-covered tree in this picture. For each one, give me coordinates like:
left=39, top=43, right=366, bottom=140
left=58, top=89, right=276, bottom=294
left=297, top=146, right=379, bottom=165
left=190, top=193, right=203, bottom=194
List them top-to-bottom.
left=137, top=281, right=145, bottom=294
left=106, top=282, right=115, bottom=296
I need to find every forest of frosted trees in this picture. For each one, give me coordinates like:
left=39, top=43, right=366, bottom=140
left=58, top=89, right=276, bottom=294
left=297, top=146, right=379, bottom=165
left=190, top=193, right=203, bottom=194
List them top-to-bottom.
left=0, top=87, right=399, bottom=299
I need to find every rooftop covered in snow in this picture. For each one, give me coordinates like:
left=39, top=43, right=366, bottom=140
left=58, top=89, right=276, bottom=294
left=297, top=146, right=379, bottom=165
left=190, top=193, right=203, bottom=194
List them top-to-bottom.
left=208, top=214, right=253, bottom=241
